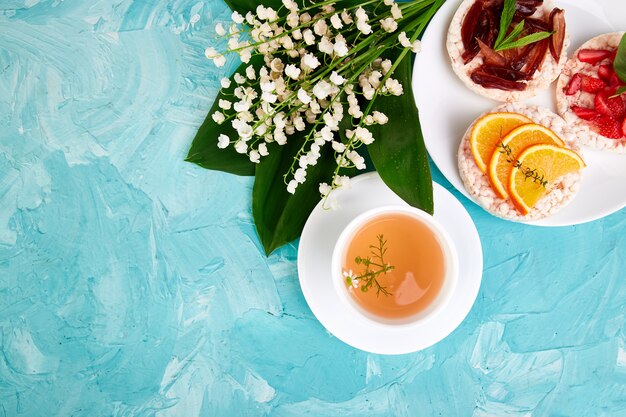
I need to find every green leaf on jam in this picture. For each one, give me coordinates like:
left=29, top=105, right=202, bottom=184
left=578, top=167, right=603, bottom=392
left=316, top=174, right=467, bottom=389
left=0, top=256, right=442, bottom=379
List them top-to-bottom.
left=613, top=33, right=626, bottom=84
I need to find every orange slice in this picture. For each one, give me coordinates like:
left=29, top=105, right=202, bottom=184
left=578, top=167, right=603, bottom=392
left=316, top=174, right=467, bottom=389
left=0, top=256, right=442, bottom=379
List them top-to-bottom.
left=470, top=112, right=532, bottom=173
left=487, top=124, right=565, bottom=199
left=509, top=144, right=585, bottom=215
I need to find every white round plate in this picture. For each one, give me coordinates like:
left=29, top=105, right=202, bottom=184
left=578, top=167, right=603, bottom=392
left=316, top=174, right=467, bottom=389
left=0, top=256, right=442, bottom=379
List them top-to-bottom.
left=414, top=0, right=626, bottom=226
left=297, top=173, right=482, bottom=354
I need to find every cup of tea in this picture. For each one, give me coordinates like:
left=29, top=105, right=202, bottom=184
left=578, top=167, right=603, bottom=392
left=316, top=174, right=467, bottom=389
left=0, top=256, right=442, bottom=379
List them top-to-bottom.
left=331, top=205, right=458, bottom=326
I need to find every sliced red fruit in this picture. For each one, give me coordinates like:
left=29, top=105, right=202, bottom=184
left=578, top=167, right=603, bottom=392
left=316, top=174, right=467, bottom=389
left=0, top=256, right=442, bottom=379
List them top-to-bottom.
left=460, top=0, right=484, bottom=62
left=461, top=1, right=560, bottom=92
left=516, top=3, right=539, bottom=17
left=462, top=8, right=497, bottom=64
left=549, top=8, right=565, bottom=61
left=525, top=17, right=551, bottom=32
left=477, top=39, right=506, bottom=67
left=523, top=39, right=549, bottom=75
left=578, top=49, right=613, bottom=65
left=597, top=64, right=613, bottom=83
left=482, top=65, right=529, bottom=81
left=470, top=71, right=526, bottom=91
left=609, top=72, right=623, bottom=89
left=565, top=73, right=582, bottom=95
left=580, top=75, right=606, bottom=93
left=595, top=89, right=626, bottom=119
left=571, top=105, right=598, bottom=120
left=592, top=115, right=623, bottom=139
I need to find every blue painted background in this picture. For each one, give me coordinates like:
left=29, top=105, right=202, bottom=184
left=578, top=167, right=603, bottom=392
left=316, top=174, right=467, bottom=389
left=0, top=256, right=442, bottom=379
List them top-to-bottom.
left=1, top=1, right=625, bottom=416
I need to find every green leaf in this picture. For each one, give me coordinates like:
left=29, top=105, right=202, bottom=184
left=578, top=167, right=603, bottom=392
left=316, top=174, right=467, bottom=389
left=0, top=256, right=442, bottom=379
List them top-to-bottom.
left=223, top=0, right=315, bottom=16
left=223, top=0, right=355, bottom=18
left=224, top=0, right=282, bottom=15
left=224, top=0, right=357, bottom=15
left=494, top=0, right=516, bottom=49
left=500, top=19, right=525, bottom=46
left=496, top=31, right=553, bottom=52
left=614, top=33, right=626, bottom=83
left=366, top=51, right=434, bottom=215
left=185, top=56, right=266, bottom=176
left=611, top=85, right=626, bottom=98
left=338, top=93, right=376, bottom=173
left=252, top=135, right=353, bottom=255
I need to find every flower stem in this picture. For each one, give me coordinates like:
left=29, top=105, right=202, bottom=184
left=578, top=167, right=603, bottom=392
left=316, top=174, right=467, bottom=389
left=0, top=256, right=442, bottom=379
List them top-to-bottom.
left=329, top=0, right=444, bottom=192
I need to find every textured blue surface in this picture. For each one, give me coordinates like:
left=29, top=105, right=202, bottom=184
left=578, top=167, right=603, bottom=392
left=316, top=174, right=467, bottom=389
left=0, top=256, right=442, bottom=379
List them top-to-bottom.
left=1, top=1, right=625, bottom=416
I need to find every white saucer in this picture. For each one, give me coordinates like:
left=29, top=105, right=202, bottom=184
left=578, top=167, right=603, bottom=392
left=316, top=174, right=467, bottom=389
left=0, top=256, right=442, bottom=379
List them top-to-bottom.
left=297, top=173, right=483, bottom=354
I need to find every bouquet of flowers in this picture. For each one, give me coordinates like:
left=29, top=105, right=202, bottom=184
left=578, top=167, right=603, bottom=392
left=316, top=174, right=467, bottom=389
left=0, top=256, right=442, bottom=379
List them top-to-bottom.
left=186, top=0, right=444, bottom=254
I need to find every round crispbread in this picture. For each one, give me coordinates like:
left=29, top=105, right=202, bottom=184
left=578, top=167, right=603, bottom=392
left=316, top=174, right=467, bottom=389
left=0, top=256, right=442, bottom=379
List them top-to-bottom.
left=447, top=0, right=570, bottom=102
left=556, top=32, right=626, bottom=153
left=458, top=103, right=583, bottom=221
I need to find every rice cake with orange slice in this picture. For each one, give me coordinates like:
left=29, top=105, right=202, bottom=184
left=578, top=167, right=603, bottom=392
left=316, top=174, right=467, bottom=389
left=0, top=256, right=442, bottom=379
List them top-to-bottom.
left=458, top=103, right=584, bottom=221
left=469, top=112, right=533, bottom=172
left=487, top=123, right=565, bottom=199
left=509, top=144, right=586, bottom=214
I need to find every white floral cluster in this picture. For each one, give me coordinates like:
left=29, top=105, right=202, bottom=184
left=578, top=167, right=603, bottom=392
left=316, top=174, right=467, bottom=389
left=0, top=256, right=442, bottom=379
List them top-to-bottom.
left=205, top=0, right=423, bottom=201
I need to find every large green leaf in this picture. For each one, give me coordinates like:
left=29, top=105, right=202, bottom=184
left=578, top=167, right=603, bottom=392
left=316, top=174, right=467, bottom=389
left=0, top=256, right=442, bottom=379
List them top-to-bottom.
left=223, top=0, right=354, bottom=16
left=224, top=0, right=282, bottom=14
left=224, top=0, right=317, bottom=15
left=614, top=32, right=626, bottom=83
left=366, top=51, right=434, bottom=214
left=185, top=56, right=266, bottom=176
left=252, top=135, right=355, bottom=255
left=253, top=139, right=328, bottom=255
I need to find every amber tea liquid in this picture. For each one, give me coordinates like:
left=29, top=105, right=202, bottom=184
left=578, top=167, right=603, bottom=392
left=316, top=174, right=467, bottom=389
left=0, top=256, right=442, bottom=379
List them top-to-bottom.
left=342, top=213, right=446, bottom=319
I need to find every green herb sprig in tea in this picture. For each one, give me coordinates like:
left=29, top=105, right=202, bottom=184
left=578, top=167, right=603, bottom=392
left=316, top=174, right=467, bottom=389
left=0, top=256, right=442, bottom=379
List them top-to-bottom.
left=344, top=234, right=394, bottom=297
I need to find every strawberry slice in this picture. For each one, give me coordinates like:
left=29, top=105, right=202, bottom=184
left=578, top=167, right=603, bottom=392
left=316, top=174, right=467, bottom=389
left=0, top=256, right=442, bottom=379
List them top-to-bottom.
left=578, top=49, right=613, bottom=65
left=598, top=64, right=613, bottom=83
left=609, top=72, right=623, bottom=89
left=565, top=73, right=582, bottom=95
left=580, top=75, right=606, bottom=93
left=595, top=89, right=626, bottom=119
left=571, top=105, right=598, bottom=120
left=592, top=115, right=623, bottom=139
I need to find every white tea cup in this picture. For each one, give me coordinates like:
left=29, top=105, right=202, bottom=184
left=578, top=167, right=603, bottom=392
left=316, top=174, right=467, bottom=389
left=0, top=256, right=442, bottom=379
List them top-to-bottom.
left=331, top=205, right=459, bottom=327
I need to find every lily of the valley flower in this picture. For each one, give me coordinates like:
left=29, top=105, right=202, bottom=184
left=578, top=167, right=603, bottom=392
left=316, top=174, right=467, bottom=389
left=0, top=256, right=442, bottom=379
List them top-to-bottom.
left=207, top=0, right=424, bottom=200
left=343, top=270, right=359, bottom=288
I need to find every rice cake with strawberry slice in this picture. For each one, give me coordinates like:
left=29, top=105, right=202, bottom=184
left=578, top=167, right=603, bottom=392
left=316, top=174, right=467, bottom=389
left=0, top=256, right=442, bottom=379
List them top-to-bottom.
left=447, top=0, right=570, bottom=102
left=556, top=32, right=626, bottom=153
left=458, top=103, right=583, bottom=221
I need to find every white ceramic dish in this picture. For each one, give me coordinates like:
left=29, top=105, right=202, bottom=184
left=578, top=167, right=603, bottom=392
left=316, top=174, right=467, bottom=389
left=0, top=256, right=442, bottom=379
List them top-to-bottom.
left=413, top=0, right=626, bottom=226
left=297, top=173, right=482, bottom=354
